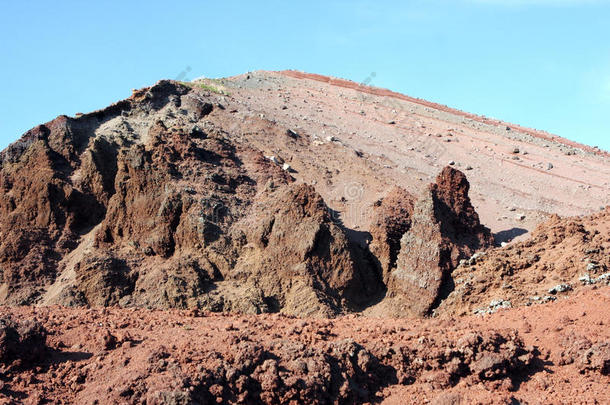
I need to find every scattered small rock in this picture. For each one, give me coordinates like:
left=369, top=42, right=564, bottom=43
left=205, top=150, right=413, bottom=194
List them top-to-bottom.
left=265, top=155, right=280, bottom=165
left=467, top=251, right=486, bottom=265
left=586, top=262, right=599, bottom=272
left=580, top=273, right=610, bottom=285
left=579, top=274, right=595, bottom=285
left=548, top=284, right=572, bottom=295
left=529, top=295, right=556, bottom=304
left=474, top=299, right=512, bottom=314
left=101, top=329, right=118, bottom=350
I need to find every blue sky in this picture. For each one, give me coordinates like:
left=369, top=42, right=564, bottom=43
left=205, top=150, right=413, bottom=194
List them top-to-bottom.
left=1, top=0, right=609, bottom=150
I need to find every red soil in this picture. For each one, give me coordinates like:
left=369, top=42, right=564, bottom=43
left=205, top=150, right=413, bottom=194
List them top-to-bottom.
left=279, top=70, right=609, bottom=157
left=0, top=287, right=608, bottom=404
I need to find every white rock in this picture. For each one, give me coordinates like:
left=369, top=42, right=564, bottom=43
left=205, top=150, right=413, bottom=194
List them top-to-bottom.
left=265, top=155, right=280, bottom=165
left=586, top=262, right=599, bottom=271
left=597, top=273, right=610, bottom=283
left=579, top=274, right=594, bottom=285
left=548, top=284, right=571, bottom=294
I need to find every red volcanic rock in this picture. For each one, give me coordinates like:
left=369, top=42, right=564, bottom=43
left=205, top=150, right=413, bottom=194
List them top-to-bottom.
left=0, top=80, right=381, bottom=316
left=432, top=166, right=494, bottom=254
left=386, top=167, right=494, bottom=316
left=228, top=183, right=384, bottom=317
left=368, top=186, right=415, bottom=282
left=3, top=288, right=609, bottom=404
left=0, top=305, right=545, bottom=404
left=0, top=317, right=47, bottom=366
left=560, top=334, right=610, bottom=376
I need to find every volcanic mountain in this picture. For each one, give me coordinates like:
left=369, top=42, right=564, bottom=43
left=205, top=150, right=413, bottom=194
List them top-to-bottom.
left=0, top=71, right=608, bottom=404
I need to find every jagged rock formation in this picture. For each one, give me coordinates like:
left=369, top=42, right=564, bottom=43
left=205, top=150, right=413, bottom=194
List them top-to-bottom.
left=6, top=77, right=569, bottom=320
left=0, top=80, right=383, bottom=316
left=0, top=81, right=275, bottom=307
left=384, top=167, right=494, bottom=316
left=228, top=183, right=382, bottom=316
left=368, top=186, right=415, bottom=283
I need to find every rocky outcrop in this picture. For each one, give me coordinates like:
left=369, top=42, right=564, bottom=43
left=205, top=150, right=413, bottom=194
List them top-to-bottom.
left=0, top=75, right=503, bottom=319
left=0, top=80, right=383, bottom=316
left=0, top=115, right=116, bottom=304
left=386, top=167, right=494, bottom=316
left=227, top=183, right=383, bottom=317
left=368, top=186, right=414, bottom=282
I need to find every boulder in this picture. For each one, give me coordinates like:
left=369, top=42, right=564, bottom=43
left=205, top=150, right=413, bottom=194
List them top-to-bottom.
left=0, top=317, right=47, bottom=366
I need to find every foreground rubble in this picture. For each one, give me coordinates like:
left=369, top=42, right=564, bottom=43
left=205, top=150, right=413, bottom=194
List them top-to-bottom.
left=0, top=288, right=608, bottom=404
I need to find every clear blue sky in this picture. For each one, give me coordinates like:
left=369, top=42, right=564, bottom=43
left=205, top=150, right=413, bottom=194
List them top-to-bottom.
left=1, top=0, right=609, bottom=150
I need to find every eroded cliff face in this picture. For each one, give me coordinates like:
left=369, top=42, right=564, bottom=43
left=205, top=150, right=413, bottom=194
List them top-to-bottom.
left=0, top=80, right=495, bottom=317
left=0, top=82, right=271, bottom=306
left=226, top=183, right=384, bottom=316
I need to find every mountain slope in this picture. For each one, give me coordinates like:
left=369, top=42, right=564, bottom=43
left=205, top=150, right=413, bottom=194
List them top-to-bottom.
left=218, top=70, right=609, bottom=237
left=0, top=71, right=608, bottom=404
